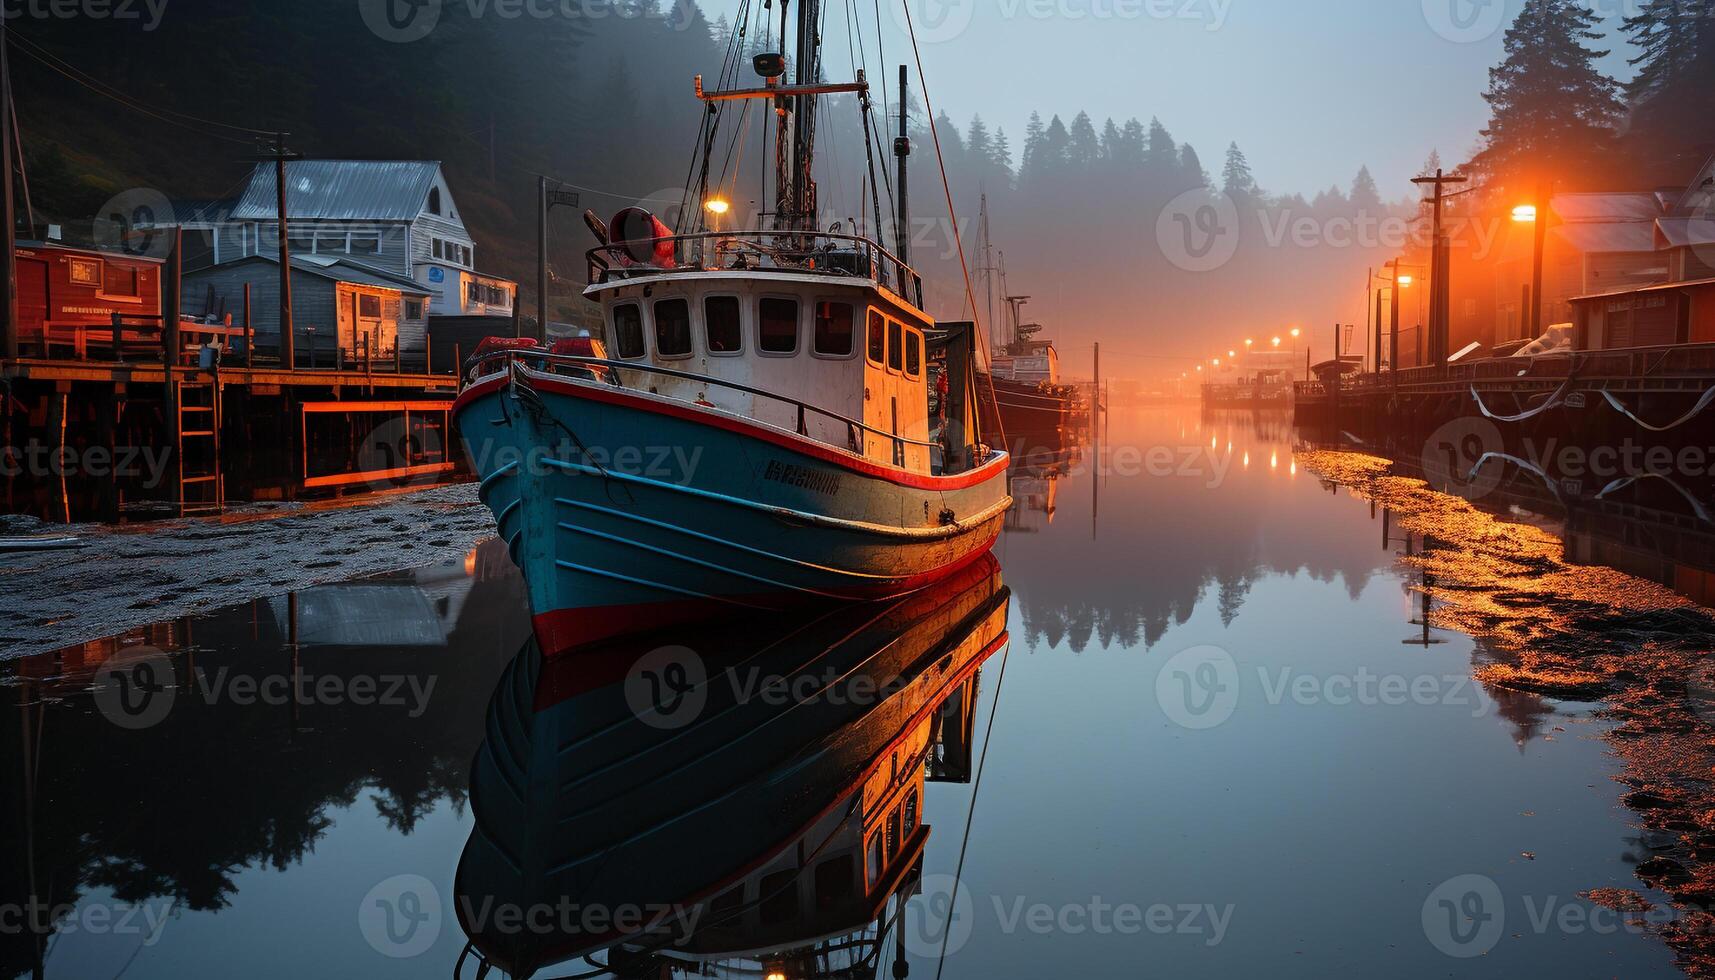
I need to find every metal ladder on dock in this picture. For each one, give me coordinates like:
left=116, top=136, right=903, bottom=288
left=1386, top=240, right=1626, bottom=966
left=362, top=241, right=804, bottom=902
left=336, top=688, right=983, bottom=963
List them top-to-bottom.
left=175, top=378, right=224, bottom=515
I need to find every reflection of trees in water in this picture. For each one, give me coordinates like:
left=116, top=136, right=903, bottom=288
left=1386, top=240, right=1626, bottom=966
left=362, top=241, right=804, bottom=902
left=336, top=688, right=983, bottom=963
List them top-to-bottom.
left=1007, top=420, right=1389, bottom=653
left=1, top=546, right=528, bottom=978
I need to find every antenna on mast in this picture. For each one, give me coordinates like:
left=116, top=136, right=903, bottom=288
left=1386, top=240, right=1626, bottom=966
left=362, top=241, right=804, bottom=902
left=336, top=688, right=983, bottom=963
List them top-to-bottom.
left=894, top=64, right=911, bottom=263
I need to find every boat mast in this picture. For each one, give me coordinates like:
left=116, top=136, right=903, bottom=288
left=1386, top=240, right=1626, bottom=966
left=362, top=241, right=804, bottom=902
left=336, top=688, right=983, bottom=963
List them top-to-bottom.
left=789, top=0, right=821, bottom=233
left=894, top=65, right=911, bottom=263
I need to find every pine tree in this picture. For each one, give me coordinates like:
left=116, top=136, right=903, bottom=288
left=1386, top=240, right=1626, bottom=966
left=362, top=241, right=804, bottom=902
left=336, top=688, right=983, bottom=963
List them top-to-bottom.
left=1470, top=0, right=1623, bottom=186
left=1621, top=0, right=1715, bottom=178
left=1019, top=112, right=1048, bottom=185
left=1067, top=112, right=1100, bottom=172
left=1040, top=115, right=1071, bottom=178
left=1100, top=118, right=1123, bottom=167
left=1144, top=118, right=1177, bottom=179
left=1118, top=119, right=1147, bottom=168
left=990, top=128, right=1013, bottom=179
left=1221, top=143, right=1257, bottom=199
left=1179, top=144, right=1208, bottom=188
left=1419, top=150, right=1443, bottom=178
left=1350, top=166, right=1382, bottom=212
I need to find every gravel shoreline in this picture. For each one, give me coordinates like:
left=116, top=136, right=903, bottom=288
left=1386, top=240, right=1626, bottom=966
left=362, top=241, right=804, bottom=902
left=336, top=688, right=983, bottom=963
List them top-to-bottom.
left=0, top=484, right=498, bottom=660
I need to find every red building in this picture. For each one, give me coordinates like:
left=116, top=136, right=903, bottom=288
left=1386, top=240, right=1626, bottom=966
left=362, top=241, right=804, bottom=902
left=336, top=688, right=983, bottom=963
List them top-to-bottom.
left=13, top=241, right=164, bottom=358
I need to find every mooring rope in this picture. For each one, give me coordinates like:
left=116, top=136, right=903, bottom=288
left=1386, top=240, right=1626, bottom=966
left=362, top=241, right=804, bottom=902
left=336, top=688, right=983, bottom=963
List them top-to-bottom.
left=1470, top=379, right=1572, bottom=422
left=1600, top=386, right=1715, bottom=433
left=1596, top=473, right=1715, bottom=525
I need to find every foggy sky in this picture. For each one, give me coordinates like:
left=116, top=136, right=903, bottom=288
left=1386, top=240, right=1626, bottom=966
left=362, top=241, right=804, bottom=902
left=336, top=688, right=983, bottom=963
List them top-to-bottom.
left=827, top=0, right=1638, bottom=199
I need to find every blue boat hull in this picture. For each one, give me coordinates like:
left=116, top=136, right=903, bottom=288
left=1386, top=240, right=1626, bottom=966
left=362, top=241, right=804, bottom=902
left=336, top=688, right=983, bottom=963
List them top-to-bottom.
left=453, top=366, right=1012, bottom=653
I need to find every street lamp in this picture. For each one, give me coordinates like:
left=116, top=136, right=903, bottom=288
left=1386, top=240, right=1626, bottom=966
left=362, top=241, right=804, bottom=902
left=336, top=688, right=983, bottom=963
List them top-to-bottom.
left=1397, top=274, right=1413, bottom=287
left=1271, top=336, right=1281, bottom=347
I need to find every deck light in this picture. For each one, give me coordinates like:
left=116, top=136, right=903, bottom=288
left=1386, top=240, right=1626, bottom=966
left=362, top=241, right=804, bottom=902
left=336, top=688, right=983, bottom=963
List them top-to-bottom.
left=705, top=199, right=731, bottom=215
left=1512, top=204, right=1537, bottom=223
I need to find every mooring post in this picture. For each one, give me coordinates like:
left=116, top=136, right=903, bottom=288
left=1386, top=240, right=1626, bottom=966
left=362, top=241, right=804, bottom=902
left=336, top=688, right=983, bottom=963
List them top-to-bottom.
left=243, top=283, right=253, bottom=369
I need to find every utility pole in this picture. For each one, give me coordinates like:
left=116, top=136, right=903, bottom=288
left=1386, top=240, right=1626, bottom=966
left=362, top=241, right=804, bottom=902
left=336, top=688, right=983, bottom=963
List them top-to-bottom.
left=1, top=14, right=16, bottom=361
left=894, top=64, right=911, bottom=264
left=267, top=133, right=302, bottom=367
left=1411, top=169, right=1467, bottom=371
left=1529, top=180, right=1548, bottom=339
left=1388, top=257, right=1402, bottom=371
left=1370, top=266, right=1381, bottom=374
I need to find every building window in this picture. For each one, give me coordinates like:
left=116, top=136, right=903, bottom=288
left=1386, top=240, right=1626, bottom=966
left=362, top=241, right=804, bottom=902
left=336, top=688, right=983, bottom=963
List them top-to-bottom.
left=428, top=187, right=442, bottom=215
left=316, top=234, right=347, bottom=254
left=289, top=235, right=314, bottom=253
left=351, top=236, right=381, bottom=256
left=432, top=240, right=444, bottom=260
left=68, top=257, right=102, bottom=287
left=102, top=265, right=141, bottom=299
left=358, top=294, right=382, bottom=320
left=705, top=296, right=742, bottom=353
left=759, top=297, right=799, bottom=354
left=653, top=298, right=692, bottom=358
left=404, top=299, right=425, bottom=320
left=814, top=301, right=855, bottom=356
left=613, top=303, right=645, bottom=359
left=867, top=310, right=885, bottom=364
left=887, top=320, right=903, bottom=372
left=905, top=329, right=922, bottom=378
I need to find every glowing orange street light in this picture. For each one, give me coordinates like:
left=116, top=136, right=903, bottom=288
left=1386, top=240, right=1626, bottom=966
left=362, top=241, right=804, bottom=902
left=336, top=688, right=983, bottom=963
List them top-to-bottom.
left=1512, top=204, right=1537, bottom=223
left=1397, top=274, right=1414, bottom=287
left=1290, top=327, right=1301, bottom=339
left=1271, top=336, right=1281, bottom=347
left=1244, top=338, right=1254, bottom=349
left=1227, top=349, right=1237, bottom=358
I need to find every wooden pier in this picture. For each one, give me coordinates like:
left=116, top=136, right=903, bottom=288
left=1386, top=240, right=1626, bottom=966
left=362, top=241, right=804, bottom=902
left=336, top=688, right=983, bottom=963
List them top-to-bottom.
left=1294, top=341, right=1715, bottom=442
left=2, top=348, right=467, bottom=520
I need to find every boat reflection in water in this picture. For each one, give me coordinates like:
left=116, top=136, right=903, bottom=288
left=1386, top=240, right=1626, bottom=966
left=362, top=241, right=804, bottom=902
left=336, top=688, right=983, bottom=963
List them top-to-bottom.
left=454, top=553, right=1010, bottom=979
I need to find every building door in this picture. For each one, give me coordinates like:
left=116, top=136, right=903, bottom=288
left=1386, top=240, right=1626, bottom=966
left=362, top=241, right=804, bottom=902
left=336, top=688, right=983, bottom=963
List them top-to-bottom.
left=337, top=288, right=356, bottom=363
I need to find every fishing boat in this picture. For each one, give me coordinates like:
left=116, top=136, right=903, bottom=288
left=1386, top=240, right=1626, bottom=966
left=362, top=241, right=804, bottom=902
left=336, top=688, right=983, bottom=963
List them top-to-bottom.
left=452, top=7, right=1010, bottom=655
left=989, top=295, right=1079, bottom=439
left=453, top=554, right=1011, bottom=979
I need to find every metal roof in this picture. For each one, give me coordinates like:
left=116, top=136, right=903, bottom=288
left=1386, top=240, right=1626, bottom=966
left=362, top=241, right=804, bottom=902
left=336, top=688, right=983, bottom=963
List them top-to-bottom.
left=229, top=160, right=442, bottom=222
left=1552, top=192, right=1666, bottom=223
left=1655, top=217, right=1715, bottom=250
left=1552, top=221, right=1658, bottom=254
left=190, top=253, right=432, bottom=295
left=1570, top=276, right=1715, bottom=303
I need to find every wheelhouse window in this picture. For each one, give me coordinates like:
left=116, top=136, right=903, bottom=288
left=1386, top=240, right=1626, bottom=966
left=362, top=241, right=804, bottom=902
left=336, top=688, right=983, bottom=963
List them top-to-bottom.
left=704, top=296, right=742, bottom=353
left=759, top=297, right=799, bottom=354
left=653, top=298, right=693, bottom=358
left=814, top=301, right=855, bottom=356
left=613, top=303, right=645, bottom=359
left=866, top=311, right=886, bottom=364
left=887, top=320, right=903, bottom=372
left=905, top=329, right=923, bottom=378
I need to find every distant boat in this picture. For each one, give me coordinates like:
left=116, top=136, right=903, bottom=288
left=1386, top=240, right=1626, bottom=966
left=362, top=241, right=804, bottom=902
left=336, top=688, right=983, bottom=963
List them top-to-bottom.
left=453, top=11, right=1010, bottom=656
left=988, top=288, right=1078, bottom=439
left=453, top=554, right=1011, bottom=979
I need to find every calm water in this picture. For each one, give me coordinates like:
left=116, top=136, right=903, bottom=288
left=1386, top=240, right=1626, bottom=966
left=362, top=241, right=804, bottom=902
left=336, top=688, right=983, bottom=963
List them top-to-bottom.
left=2, top=406, right=1691, bottom=978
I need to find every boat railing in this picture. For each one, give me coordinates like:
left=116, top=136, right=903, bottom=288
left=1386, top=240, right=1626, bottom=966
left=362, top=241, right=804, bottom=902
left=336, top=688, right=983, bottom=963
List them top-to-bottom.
left=586, top=230, right=926, bottom=310
left=465, top=348, right=952, bottom=464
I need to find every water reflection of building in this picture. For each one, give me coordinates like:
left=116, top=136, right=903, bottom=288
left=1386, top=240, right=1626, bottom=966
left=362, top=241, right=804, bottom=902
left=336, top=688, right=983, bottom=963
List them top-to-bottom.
left=1, top=539, right=526, bottom=979
left=455, top=554, right=1012, bottom=979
